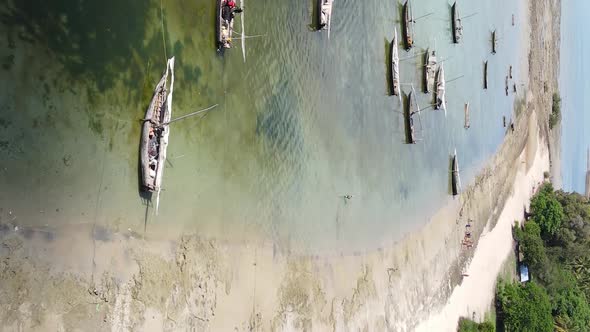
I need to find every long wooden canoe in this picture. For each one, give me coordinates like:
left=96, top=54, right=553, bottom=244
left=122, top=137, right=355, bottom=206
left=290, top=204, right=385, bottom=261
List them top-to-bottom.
left=402, top=0, right=414, bottom=50
left=452, top=2, right=462, bottom=44
left=390, top=28, right=401, bottom=99
left=491, top=30, right=497, bottom=54
left=424, top=49, right=437, bottom=93
left=140, top=57, right=175, bottom=200
left=483, top=61, right=488, bottom=89
left=435, top=63, right=446, bottom=115
left=404, top=91, right=416, bottom=144
left=451, top=149, right=461, bottom=196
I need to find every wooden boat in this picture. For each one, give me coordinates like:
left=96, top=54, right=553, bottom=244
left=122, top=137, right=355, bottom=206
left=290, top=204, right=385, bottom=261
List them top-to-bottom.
left=216, top=0, right=235, bottom=50
left=317, top=0, right=334, bottom=35
left=402, top=0, right=414, bottom=50
left=451, top=2, right=462, bottom=44
left=390, top=28, right=401, bottom=99
left=491, top=30, right=497, bottom=54
left=423, top=49, right=437, bottom=93
left=140, top=57, right=175, bottom=205
left=483, top=61, right=488, bottom=89
left=435, top=63, right=446, bottom=115
left=505, top=76, right=509, bottom=96
left=404, top=91, right=416, bottom=144
left=464, top=102, right=470, bottom=129
left=451, top=149, right=461, bottom=196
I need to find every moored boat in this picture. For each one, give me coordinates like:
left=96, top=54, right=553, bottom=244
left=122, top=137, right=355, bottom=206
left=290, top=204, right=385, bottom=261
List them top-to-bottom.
left=216, top=0, right=243, bottom=51
left=317, top=0, right=334, bottom=34
left=402, top=0, right=414, bottom=50
left=452, top=2, right=463, bottom=43
left=390, top=28, right=401, bottom=99
left=491, top=30, right=497, bottom=54
left=423, top=49, right=437, bottom=93
left=140, top=57, right=175, bottom=198
left=483, top=61, right=488, bottom=89
left=435, top=63, right=446, bottom=114
left=404, top=91, right=417, bottom=144
left=451, top=149, right=461, bottom=196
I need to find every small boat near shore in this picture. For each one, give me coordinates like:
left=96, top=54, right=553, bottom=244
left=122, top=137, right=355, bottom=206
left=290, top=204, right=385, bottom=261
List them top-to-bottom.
left=317, top=0, right=334, bottom=35
left=402, top=0, right=414, bottom=50
left=451, top=2, right=463, bottom=43
left=390, top=28, right=401, bottom=99
left=423, top=49, right=437, bottom=93
left=140, top=57, right=176, bottom=206
left=483, top=61, right=488, bottom=89
left=435, top=63, right=446, bottom=114
left=451, top=149, right=461, bottom=196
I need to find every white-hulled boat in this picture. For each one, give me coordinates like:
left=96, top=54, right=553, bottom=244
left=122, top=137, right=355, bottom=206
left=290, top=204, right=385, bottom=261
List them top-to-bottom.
left=390, top=28, right=401, bottom=100
left=140, top=57, right=175, bottom=212
left=435, top=63, right=446, bottom=115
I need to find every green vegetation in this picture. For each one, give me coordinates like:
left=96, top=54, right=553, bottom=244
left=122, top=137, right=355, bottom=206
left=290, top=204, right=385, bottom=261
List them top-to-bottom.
left=550, top=93, right=561, bottom=129
left=529, top=183, right=564, bottom=236
left=496, top=184, right=590, bottom=332
left=497, top=281, right=553, bottom=332
left=457, top=318, right=494, bottom=332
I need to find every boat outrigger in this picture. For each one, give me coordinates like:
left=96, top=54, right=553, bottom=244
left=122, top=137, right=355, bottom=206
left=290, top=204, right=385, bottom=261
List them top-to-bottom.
left=216, top=0, right=243, bottom=51
left=317, top=0, right=334, bottom=36
left=402, top=0, right=414, bottom=50
left=451, top=2, right=463, bottom=44
left=390, top=28, right=401, bottom=99
left=423, top=49, right=437, bottom=93
left=140, top=57, right=175, bottom=210
left=434, top=63, right=446, bottom=114
left=451, top=149, right=462, bottom=196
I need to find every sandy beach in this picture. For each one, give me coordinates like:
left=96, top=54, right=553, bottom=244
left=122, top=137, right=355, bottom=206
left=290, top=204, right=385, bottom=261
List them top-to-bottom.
left=0, top=0, right=561, bottom=330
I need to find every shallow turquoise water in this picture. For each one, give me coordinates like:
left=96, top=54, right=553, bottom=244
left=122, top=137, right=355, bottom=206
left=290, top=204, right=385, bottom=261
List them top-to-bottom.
left=0, top=0, right=525, bottom=253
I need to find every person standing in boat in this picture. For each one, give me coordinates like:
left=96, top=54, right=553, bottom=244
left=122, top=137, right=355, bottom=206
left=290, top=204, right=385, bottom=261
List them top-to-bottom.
left=222, top=0, right=243, bottom=26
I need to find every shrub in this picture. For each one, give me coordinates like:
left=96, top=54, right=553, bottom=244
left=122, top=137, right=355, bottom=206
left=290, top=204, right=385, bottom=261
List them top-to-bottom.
left=550, top=93, right=561, bottom=129
left=457, top=318, right=494, bottom=332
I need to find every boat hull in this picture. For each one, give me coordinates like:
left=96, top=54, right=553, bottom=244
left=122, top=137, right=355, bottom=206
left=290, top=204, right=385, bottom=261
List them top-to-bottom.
left=402, top=1, right=413, bottom=50
left=452, top=2, right=460, bottom=44
left=390, top=30, right=400, bottom=97
left=140, top=58, right=174, bottom=193
left=483, top=61, right=488, bottom=89
left=404, top=92, right=415, bottom=144
left=451, top=154, right=459, bottom=195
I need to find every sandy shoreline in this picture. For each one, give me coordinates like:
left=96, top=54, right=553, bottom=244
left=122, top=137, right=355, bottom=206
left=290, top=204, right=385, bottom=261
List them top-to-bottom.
left=0, top=0, right=561, bottom=331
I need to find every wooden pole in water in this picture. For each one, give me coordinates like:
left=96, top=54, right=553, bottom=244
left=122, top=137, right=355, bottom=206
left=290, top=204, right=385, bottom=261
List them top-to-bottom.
left=162, top=104, right=218, bottom=126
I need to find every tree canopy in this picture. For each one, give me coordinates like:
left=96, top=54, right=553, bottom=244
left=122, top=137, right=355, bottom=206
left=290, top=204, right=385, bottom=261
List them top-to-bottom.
left=530, top=183, right=564, bottom=236
left=497, top=281, right=553, bottom=332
